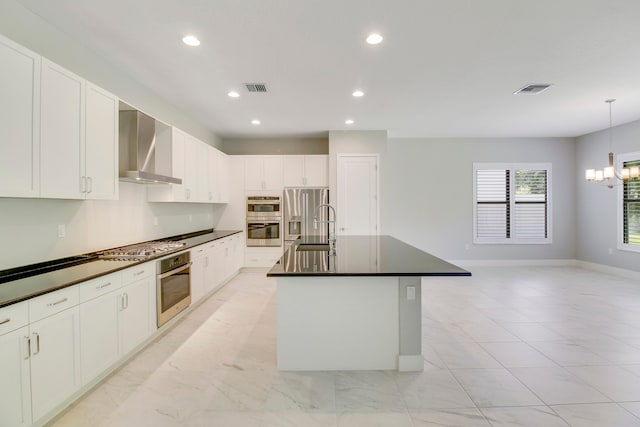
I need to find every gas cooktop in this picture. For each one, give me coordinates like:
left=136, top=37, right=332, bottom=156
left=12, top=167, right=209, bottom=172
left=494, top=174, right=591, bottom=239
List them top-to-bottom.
left=99, top=241, right=186, bottom=260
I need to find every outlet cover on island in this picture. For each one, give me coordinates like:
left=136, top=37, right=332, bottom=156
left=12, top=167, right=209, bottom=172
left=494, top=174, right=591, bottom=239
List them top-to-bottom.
left=153, top=217, right=159, bottom=226
left=57, top=224, right=66, bottom=238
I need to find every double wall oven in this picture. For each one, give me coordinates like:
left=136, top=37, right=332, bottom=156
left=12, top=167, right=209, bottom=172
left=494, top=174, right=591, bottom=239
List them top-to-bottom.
left=246, top=196, right=282, bottom=247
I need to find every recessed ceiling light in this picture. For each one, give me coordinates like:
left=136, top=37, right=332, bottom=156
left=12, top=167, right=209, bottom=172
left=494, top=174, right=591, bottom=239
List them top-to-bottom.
left=366, top=33, right=383, bottom=45
left=182, top=35, right=200, bottom=46
left=352, top=90, right=364, bottom=97
left=228, top=91, right=240, bottom=98
left=251, top=119, right=261, bottom=125
left=345, top=119, right=354, bottom=125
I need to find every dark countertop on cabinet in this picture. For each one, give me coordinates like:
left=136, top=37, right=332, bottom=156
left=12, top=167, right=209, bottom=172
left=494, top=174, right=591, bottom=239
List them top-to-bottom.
left=0, top=229, right=242, bottom=308
left=267, top=235, right=471, bottom=277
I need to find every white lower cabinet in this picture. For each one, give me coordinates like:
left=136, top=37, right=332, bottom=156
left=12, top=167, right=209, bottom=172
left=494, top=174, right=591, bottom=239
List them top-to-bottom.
left=190, top=245, right=209, bottom=304
left=79, top=264, right=154, bottom=385
left=29, top=306, right=82, bottom=422
left=0, top=321, right=32, bottom=427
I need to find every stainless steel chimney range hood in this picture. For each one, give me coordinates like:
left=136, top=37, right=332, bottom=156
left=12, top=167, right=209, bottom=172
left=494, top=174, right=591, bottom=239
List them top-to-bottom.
left=118, top=110, right=182, bottom=185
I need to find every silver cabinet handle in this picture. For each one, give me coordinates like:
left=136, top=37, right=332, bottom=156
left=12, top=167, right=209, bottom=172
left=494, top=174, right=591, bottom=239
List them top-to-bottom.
left=87, top=176, right=93, bottom=193
left=133, top=270, right=145, bottom=276
left=96, top=282, right=112, bottom=290
left=121, top=293, right=129, bottom=310
left=47, top=297, right=68, bottom=307
left=0, top=318, right=10, bottom=326
left=32, top=332, right=40, bottom=355
left=24, top=336, right=30, bottom=360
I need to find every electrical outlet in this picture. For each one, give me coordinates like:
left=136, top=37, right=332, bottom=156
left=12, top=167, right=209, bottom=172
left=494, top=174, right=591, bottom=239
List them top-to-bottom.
left=188, top=215, right=193, bottom=222
left=153, top=217, right=159, bottom=226
left=57, top=224, right=66, bottom=238
left=465, top=243, right=470, bottom=250
left=608, top=248, right=613, bottom=255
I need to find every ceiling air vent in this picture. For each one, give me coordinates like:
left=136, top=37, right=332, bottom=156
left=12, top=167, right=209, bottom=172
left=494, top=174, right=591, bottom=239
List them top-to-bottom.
left=245, top=83, right=268, bottom=93
left=513, top=84, right=552, bottom=95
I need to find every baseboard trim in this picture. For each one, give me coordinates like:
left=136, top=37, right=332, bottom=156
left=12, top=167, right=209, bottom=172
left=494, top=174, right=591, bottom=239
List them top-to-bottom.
left=449, top=259, right=578, bottom=268
left=576, top=260, right=640, bottom=280
left=398, top=355, right=424, bottom=372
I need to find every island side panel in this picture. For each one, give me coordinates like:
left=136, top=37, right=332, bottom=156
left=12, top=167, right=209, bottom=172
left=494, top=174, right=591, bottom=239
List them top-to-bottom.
left=277, top=276, right=399, bottom=371
left=398, top=276, right=423, bottom=371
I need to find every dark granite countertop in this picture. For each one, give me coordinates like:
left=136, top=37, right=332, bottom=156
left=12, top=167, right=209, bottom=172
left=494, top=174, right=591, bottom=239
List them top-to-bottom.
left=0, top=229, right=242, bottom=308
left=267, top=235, right=471, bottom=277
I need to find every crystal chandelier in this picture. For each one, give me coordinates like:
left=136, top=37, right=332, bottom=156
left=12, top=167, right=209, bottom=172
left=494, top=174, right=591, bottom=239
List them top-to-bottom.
left=585, top=99, right=640, bottom=188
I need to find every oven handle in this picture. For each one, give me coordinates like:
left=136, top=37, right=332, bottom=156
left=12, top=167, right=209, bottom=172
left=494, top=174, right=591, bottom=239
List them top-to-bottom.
left=158, top=262, right=192, bottom=279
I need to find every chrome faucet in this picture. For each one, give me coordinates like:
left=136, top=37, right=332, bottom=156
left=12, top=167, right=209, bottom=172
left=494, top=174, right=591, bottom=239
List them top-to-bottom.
left=313, top=203, right=337, bottom=254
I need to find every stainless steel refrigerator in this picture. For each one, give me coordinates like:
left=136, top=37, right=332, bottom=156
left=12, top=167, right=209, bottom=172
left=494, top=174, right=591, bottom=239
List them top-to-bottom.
left=283, top=188, right=329, bottom=248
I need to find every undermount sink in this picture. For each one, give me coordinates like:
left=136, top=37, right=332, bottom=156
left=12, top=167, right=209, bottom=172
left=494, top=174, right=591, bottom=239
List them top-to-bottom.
left=296, top=243, right=331, bottom=252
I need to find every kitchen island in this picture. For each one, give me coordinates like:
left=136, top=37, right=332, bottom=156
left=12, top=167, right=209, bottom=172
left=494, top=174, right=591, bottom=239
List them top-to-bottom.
left=267, top=235, right=471, bottom=372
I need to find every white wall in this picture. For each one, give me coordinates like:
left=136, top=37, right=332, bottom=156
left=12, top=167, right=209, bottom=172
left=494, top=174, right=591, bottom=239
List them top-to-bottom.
left=0, top=0, right=221, bottom=149
left=576, top=119, right=640, bottom=271
left=386, top=137, right=577, bottom=261
left=0, top=183, right=218, bottom=270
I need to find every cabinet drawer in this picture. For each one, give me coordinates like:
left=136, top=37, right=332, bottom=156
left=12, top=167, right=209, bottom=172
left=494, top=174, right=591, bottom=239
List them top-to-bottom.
left=192, top=245, right=207, bottom=258
left=122, top=262, right=154, bottom=284
left=79, top=272, right=122, bottom=303
left=29, top=286, right=79, bottom=322
left=0, top=300, right=29, bottom=335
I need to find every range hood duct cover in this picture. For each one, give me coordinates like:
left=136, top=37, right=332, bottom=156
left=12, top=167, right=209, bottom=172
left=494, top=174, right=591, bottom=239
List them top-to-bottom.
left=118, top=110, right=181, bottom=184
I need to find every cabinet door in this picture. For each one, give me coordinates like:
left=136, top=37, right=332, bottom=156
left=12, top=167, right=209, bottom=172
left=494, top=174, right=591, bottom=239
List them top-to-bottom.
left=0, top=35, right=40, bottom=198
left=40, top=58, right=85, bottom=199
left=85, top=82, right=118, bottom=200
left=171, top=128, right=187, bottom=201
left=183, top=136, right=199, bottom=201
left=194, top=139, right=209, bottom=202
left=208, top=148, right=218, bottom=202
left=218, top=152, right=230, bottom=203
left=304, top=155, right=328, bottom=187
left=244, top=156, right=264, bottom=190
left=263, top=156, right=283, bottom=190
left=283, top=156, right=305, bottom=187
left=211, top=242, right=226, bottom=289
left=190, top=247, right=208, bottom=303
left=119, top=276, right=153, bottom=356
left=79, top=290, right=119, bottom=385
left=29, top=306, right=81, bottom=422
left=0, top=326, right=32, bottom=427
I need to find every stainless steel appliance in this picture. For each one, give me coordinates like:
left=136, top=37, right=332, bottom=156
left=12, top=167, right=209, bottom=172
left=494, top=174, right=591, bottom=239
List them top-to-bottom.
left=119, top=110, right=181, bottom=184
left=283, top=188, right=329, bottom=247
left=246, top=196, right=282, bottom=247
left=99, top=241, right=186, bottom=260
left=156, top=251, right=192, bottom=327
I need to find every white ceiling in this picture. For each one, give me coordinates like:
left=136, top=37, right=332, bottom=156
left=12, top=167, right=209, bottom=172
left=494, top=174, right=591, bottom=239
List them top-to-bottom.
left=19, top=0, right=640, bottom=139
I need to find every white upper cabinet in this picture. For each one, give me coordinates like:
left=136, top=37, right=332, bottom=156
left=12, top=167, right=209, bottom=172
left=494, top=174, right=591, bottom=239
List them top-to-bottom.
left=0, top=34, right=40, bottom=198
left=40, top=58, right=85, bottom=199
left=39, top=59, right=119, bottom=200
left=85, top=83, right=118, bottom=200
left=149, top=128, right=229, bottom=204
left=208, top=149, right=230, bottom=203
left=283, top=155, right=328, bottom=187
left=244, top=156, right=283, bottom=191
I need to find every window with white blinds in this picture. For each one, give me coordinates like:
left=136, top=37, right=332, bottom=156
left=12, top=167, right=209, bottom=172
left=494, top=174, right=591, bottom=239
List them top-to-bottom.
left=618, top=152, right=640, bottom=252
left=473, top=163, right=552, bottom=244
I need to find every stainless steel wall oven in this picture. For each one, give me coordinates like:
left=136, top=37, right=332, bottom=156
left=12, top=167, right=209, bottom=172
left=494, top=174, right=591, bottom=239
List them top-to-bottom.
left=246, top=196, right=282, bottom=247
left=156, top=251, right=191, bottom=327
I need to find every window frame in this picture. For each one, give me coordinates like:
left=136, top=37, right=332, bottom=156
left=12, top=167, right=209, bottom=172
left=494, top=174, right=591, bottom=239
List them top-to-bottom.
left=617, top=151, right=640, bottom=253
left=473, top=162, right=553, bottom=245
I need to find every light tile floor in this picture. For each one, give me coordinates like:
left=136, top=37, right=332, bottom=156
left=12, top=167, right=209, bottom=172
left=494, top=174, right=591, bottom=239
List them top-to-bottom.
left=49, top=267, right=640, bottom=426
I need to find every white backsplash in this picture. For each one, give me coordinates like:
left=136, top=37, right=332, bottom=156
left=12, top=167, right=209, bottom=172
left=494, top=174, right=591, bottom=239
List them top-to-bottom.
left=0, top=182, right=219, bottom=270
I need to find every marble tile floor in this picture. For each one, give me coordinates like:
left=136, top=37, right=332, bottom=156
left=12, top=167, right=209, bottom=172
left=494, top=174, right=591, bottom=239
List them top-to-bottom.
left=48, top=267, right=640, bottom=427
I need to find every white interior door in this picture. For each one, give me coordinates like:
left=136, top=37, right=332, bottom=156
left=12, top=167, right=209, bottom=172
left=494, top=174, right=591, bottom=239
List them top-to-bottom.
left=337, top=154, right=379, bottom=235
